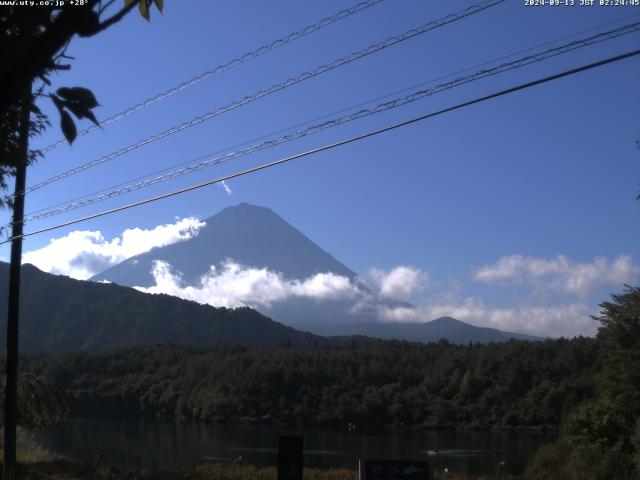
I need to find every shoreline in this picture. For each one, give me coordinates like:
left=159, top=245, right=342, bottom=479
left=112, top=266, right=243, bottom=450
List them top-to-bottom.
left=61, top=415, right=560, bottom=434
left=4, top=459, right=521, bottom=480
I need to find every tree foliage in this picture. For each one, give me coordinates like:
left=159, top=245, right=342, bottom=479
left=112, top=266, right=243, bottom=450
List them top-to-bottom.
left=0, top=0, right=162, bottom=205
left=595, top=285, right=640, bottom=408
left=526, top=286, right=640, bottom=480
left=16, top=337, right=599, bottom=431
left=0, top=373, right=68, bottom=430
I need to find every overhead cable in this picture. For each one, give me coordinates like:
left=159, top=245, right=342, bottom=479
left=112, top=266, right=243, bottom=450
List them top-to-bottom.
left=13, top=0, right=505, bottom=201
left=38, top=0, right=387, bottom=153
left=29, top=10, right=640, bottom=220
left=18, top=20, right=640, bottom=225
left=4, top=46, right=639, bottom=244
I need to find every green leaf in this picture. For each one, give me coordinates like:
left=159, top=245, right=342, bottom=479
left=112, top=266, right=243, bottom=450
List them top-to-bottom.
left=124, top=0, right=137, bottom=6
left=139, top=0, right=150, bottom=20
left=154, top=0, right=163, bottom=12
left=57, top=87, right=99, bottom=109
left=50, top=94, right=64, bottom=114
left=62, top=100, right=86, bottom=120
left=63, top=100, right=100, bottom=127
left=83, top=109, right=100, bottom=127
left=60, top=111, right=77, bottom=144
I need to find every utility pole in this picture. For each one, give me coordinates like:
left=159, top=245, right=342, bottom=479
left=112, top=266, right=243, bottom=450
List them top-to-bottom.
left=3, top=87, right=31, bottom=480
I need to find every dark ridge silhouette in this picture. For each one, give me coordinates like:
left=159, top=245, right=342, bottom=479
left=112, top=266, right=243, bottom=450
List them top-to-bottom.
left=0, top=262, right=326, bottom=352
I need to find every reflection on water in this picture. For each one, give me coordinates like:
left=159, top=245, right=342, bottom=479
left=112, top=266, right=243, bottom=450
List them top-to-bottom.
left=37, top=419, right=555, bottom=476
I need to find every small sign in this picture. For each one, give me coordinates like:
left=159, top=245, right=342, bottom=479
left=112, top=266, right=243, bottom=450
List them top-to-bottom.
left=359, top=459, right=431, bottom=480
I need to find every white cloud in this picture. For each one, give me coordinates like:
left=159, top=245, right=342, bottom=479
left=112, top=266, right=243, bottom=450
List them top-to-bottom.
left=220, top=180, right=232, bottom=195
left=23, top=217, right=205, bottom=280
left=122, top=248, right=607, bottom=337
left=473, top=254, right=640, bottom=297
left=132, top=256, right=600, bottom=337
left=135, top=259, right=363, bottom=308
left=369, top=265, right=428, bottom=300
left=379, top=298, right=596, bottom=338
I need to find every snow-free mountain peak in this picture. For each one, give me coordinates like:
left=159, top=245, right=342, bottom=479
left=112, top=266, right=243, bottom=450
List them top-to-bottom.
left=91, top=203, right=355, bottom=287
left=90, top=204, right=541, bottom=343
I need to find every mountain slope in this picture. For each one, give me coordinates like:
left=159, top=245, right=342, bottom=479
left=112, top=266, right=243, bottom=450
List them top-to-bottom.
left=90, top=203, right=541, bottom=343
left=92, top=203, right=355, bottom=287
left=0, top=263, right=325, bottom=352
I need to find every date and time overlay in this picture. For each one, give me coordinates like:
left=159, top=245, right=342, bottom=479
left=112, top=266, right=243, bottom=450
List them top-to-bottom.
left=2, top=0, right=640, bottom=8
left=525, top=0, right=640, bottom=6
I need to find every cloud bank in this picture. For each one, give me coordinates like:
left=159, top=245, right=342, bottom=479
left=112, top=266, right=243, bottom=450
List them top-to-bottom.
left=19, top=214, right=636, bottom=338
left=23, top=217, right=205, bottom=280
left=130, top=252, right=633, bottom=337
left=473, top=254, right=639, bottom=297
left=133, top=259, right=601, bottom=337
left=135, top=260, right=362, bottom=308
left=136, top=263, right=428, bottom=309
left=369, top=266, right=427, bottom=300
left=379, top=298, right=595, bottom=338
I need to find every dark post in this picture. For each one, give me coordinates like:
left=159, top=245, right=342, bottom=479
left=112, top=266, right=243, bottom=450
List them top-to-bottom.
left=3, top=88, right=31, bottom=480
left=277, top=435, right=303, bottom=480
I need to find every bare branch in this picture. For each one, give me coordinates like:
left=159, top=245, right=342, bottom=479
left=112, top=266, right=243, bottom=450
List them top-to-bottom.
left=93, top=0, right=141, bottom=35
left=98, top=0, right=118, bottom=15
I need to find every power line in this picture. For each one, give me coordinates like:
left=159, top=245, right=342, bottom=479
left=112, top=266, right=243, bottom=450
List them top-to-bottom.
left=10, top=0, right=505, bottom=202
left=37, top=0, right=386, bottom=153
left=23, top=10, right=640, bottom=221
left=17, top=20, right=640, bottom=225
left=4, top=46, right=639, bottom=245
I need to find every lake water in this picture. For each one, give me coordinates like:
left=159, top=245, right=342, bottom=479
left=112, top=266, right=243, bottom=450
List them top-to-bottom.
left=37, top=419, right=555, bottom=477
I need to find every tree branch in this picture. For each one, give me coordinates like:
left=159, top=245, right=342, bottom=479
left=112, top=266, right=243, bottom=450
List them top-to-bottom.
left=0, top=0, right=141, bottom=113
left=92, top=0, right=141, bottom=35
left=98, top=0, right=118, bottom=16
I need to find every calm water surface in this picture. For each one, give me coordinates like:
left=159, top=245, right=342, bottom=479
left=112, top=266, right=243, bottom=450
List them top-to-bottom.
left=37, top=419, right=555, bottom=476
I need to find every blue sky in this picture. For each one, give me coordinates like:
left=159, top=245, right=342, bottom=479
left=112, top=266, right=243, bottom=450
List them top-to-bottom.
left=3, top=0, right=640, bottom=336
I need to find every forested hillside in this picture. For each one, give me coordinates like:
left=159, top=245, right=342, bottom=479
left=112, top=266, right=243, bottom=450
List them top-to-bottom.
left=0, top=263, right=325, bottom=351
left=524, top=286, right=640, bottom=480
left=20, top=337, right=598, bottom=430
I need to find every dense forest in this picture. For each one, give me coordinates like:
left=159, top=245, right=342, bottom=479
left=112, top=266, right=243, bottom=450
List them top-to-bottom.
left=2, top=285, right=639, bottom=480
left=525, top=286, right=640, bottom=479
left=18, top=337, right=598, bottom=431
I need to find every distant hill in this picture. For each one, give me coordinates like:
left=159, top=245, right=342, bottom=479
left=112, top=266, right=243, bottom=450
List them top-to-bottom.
left=90, top=203, right=542, bottom=343
left=0, top=263, right=325, bottom=352
left=319, top=316, right=542, bottom=343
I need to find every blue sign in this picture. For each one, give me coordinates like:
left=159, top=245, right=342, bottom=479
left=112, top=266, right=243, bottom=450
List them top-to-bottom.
left=359, top=459, right=431, bottom=480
